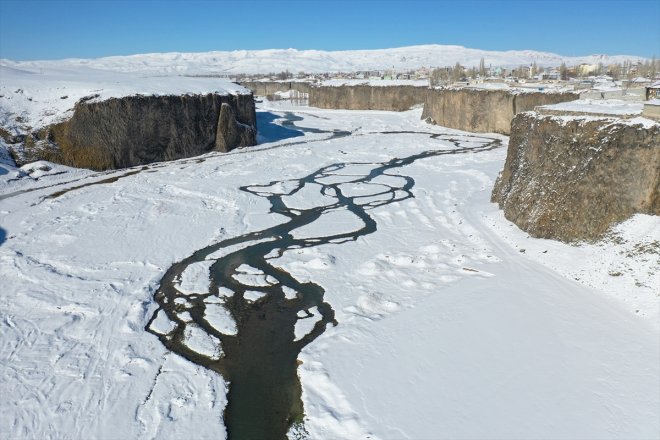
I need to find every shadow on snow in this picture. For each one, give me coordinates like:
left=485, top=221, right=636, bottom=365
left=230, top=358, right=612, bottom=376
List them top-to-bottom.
left=256, top=111, right=305, bottom=144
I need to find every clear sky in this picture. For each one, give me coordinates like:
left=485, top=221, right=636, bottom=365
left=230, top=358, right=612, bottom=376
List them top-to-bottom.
left=0, top=0, right=658, bottom=60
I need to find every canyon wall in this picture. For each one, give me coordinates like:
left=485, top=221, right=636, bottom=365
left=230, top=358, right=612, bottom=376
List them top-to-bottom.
left=239, top=81, right=313, bottom=97
left=308, top=85, right=429, bottom=111
left=421, top=88, right=579, bottom=134
left=24, top=93, right=256, bottom=170
left=492, top=112, right=659, bottom=241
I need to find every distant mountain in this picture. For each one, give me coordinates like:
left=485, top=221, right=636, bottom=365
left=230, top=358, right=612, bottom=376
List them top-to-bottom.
left=0, top=45, right=648, bottom=76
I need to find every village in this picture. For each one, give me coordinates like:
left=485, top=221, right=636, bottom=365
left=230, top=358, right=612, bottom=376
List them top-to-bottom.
left=233, top=57, right=660, bottom=121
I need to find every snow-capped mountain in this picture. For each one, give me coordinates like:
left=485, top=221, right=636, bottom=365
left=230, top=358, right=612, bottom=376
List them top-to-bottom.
left=0, top=45, right=648, bottom=76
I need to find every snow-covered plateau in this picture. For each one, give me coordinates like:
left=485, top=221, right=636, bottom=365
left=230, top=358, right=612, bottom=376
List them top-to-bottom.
left=1, top=100, right=658, bottom=439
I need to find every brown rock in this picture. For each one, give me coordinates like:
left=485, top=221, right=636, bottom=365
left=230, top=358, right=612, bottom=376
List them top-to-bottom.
left=308, top=85, right=429, bottom=111
left=421, top=88, right=579, bottom=134
left=29, top=92, right=256, bottom=170
left=215, top=102, right=256, bottom=152
left=492, top=112, right=660, bottom=241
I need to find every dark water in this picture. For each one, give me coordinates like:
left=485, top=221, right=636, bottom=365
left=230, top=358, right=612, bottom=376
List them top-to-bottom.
left=279, top=112, right=329, bottom=134
left=145, top=121, right=501, bottom=439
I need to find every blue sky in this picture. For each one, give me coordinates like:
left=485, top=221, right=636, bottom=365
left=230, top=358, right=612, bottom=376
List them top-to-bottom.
left=0, top=0, right=658, bottom=60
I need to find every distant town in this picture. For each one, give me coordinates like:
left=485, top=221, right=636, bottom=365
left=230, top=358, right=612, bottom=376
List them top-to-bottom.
left=233, top=58, right=654, bottom=88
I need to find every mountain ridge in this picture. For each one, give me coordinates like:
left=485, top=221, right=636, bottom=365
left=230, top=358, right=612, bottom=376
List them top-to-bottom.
left=0, top=44, right=648, bottom=76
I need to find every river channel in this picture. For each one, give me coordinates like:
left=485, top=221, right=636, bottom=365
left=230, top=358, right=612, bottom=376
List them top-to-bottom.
left=146, top=112, right=501, bottom=439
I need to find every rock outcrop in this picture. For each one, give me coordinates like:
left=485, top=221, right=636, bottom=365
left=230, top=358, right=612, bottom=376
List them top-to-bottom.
left=239, top=81, right=312, bottom=97
left=308, top=85, right=428, bottom=111
left=421, top=88, right=579, bottom=134
left=24, top=93, right=256, bottom=170
left=215, top=103, right=255, bottom=152
left=492, top=112, right=660, bottom=241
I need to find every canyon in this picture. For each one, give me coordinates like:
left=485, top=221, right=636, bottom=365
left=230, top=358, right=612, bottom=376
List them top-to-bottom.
left=492, top=112, right=659, bottom=241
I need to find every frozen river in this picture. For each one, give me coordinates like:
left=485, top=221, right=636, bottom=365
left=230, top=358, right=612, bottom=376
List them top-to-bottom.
left=1, top=101, right=658, bottom=439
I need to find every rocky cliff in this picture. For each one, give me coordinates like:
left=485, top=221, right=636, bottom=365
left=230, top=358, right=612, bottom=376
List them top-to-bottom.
left=239, top=81, right=312, bottom=97
left=308, top=85, right=428, bottom=111
left=421, top=88, right=579, bottom=134
left=18, top=93, right=256, bottom=170
left=492, top=112, right=659, bottom=241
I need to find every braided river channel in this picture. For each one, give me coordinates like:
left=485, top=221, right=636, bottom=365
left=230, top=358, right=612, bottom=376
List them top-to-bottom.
left=146, top=113, right=501, bottom=439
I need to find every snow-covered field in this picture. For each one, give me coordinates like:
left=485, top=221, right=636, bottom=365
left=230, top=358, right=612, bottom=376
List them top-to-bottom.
left=1, top=44, right=647, bottom=76
left=1, top=101, right=658, bottom=439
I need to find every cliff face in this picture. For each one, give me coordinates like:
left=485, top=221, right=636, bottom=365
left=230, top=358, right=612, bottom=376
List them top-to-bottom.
left=239, top=81, right=313, bottom=96
left=308, top=85, right=428, bottom=111
left=421, top=88, right=579, bottom=134
left=35, top=93, right=256, bottom=170
left=492, top=112, right=660, bottom=241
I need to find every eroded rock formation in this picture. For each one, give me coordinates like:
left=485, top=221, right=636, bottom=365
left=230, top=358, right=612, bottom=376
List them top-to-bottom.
left=239, top=81, right=312, bottom=97
left=308, top=85, right=428, bottom=111
left=421, top=88, right=579, bottom=134
left=23, top=93, right=256, bottom=170
left=492, top=112, right=660, bottom=241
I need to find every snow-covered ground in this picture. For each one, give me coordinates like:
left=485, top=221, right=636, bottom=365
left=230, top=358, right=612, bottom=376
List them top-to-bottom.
left=1, top=44, right=647, bottom=76
left=0, top=65, right=249, bottom=136
left=319, top=78, right=429, bottom=87
left=538, top=99, right=644, bottom=116
left=1, top=101, right=658, bottom=439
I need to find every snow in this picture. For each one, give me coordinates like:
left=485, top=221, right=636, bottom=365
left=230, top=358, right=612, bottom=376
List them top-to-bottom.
left=1, top=44, right=647, bottom=76
left=0, top=64, right=250, bottom=133
left=319, top=79, right=429, bottom=87
left=462, top=81, right=511, bottom=90
left=458, top=82, right=574, bottom=93
left=272, top=89, right=308, bottom=100
left=0, top=99, right=657, bottom=439
left=538, top=99, right=644, bottom=115
left=541, top=111, right=660, bottom=128
left=626, top=116, right=660, bottom=128
left=486, top=213, right=660, bottom=325
left=177, top=261, right=214, bottom=295
left=233, top=264, right=274, bottom=287
left=243, top=290, right=267, bottom=302
left=204, top=303, right=238, bottom=336
left=294, top=306, right=321, bottom=341
left=184, top=324, right=223, bottom=360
